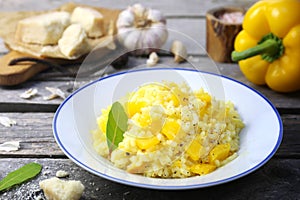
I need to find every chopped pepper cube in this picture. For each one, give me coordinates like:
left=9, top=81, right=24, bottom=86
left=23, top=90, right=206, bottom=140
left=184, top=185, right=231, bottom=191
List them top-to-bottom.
left=127, top=101, right=147, bottom=117
left=97, top=106, right=111, bottom=134
left=161, top=119, right=180, bottom=140
left=136, top=136, right=160, bottom=150
left=186, top=137, right=203, bottom=161
left=209, top=143, right=231, bottom=163
left=190, top=163, right=216, bottom=175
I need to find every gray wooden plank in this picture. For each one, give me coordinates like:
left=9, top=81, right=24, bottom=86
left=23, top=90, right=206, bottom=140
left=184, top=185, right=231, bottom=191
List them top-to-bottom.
left=164, top=18, right=206, bottom=55
left=0, top=81, right=70, bottom=107
left=0, top=113, right=299, bottom=158
left=0, top=113, right=62, bottom=157
left=280, top=115, right=300, bottom=158
left=0, top=157, right=299, bottom=199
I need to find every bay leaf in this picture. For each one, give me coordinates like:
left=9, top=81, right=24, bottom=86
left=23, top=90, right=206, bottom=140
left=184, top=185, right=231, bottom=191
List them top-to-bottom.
left=106, top=101, right=128, bottom=154
left=0, top=162, right=42, bottom=192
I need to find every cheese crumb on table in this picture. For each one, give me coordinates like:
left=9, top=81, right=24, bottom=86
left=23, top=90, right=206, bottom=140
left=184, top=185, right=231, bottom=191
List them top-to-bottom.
left=55, top=170, right=69, bottom=178
left=39, top=177, right=84, bottom=200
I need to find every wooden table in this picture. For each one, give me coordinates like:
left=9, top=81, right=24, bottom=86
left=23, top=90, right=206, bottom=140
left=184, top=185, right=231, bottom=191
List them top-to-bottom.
left=0, top=0, right=299, bottom=199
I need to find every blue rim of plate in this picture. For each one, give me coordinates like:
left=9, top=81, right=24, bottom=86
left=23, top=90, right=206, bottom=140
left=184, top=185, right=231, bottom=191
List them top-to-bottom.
left=53, top=67, right=283, bottom=190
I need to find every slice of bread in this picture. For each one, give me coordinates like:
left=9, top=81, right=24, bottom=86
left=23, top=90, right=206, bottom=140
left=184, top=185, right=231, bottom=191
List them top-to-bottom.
left=71, top=6, right=104, bottom=38
left=15, top=11, right=70, bottom=45
left=58, top=23, right=90, bottom=58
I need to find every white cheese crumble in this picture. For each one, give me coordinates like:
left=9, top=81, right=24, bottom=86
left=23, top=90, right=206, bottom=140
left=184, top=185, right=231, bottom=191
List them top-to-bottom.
left=39, top=177, right=84, bottom=200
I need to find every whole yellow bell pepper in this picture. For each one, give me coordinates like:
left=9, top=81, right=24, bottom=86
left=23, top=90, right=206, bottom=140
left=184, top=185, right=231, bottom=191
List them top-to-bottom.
left=231, top=0, right=300, bottom=92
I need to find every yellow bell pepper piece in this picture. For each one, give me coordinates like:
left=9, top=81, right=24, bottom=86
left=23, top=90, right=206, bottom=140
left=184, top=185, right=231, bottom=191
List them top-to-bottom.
left=232, top=0, right=300, bottom=92
left=195, top=90, right=212, bottom=117
left=195, top=91, right=211, bottom=104
left=169, top=93, right=180, bottom=107
left=127, top=101, right=147, bottom=118
left=97, top=106, right=111, bottom=134
left=161, top=119, right=180, bottom=140
left=136, top=136, right=160, bottom=150
left=186, top=136, right=203, bottom=161
left=209, top=143, right=231, bottom=164
left=172, top=160, right=182, bottom=168
left=190, top=164, right=216, bottom=175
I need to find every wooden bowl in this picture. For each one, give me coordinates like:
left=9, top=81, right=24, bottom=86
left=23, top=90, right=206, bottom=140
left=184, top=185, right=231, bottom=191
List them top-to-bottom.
left=206, top=7, right=245, bottom=63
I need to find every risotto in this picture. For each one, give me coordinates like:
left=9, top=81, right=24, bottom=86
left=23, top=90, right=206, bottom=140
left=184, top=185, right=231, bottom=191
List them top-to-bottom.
left=92, top=81, right=244, bottom=178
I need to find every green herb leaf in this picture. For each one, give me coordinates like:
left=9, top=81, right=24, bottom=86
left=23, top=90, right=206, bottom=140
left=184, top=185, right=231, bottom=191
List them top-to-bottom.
left=106, top=101, right=128, bottom=154
left=0, top=162, right=42, bottom=192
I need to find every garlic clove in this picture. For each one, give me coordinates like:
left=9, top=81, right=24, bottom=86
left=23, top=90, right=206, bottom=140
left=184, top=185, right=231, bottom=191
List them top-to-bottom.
left=130, top=4, right=146, bottom=18
left=148, top=9, right=166, bottom=24
left=117, top=10, right=134, bottom=28
left=150, top=24, right=168, bottom=45
left=117, top=27, right=133, bottom=45
left=123, top=29, right=142, bottom=51
left=142, top=31, right=156, bottom=48
left=171, top=40, right=188, bottom=63
left=146, top=52, right=159, bottom=66
left=43, top=87, right=66, bottom=100
left=20, top=88, right=38, bottom=99
left=0, top=141, right=20, bottom=152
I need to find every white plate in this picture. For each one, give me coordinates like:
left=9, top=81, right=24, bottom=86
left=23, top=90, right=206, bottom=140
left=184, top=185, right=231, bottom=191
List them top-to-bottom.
left=53, top=68, right=282, bottom=190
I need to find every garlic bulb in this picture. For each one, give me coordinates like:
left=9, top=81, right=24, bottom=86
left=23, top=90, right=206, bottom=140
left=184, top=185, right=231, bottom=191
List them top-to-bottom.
left=117, top=4, right=168, bottom=54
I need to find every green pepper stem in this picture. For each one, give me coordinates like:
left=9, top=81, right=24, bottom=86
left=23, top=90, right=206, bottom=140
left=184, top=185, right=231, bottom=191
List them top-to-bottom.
left=231, top=33, right=284, bottom=63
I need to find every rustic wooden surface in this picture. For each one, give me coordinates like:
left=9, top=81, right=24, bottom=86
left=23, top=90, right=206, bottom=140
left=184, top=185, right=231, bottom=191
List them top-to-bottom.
left=0, top=0, right=299, bottom=199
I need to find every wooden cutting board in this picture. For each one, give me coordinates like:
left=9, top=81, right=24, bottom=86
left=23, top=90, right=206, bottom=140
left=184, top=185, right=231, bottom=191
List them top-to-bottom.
left=0, top=2, right=120, bottom=86
left=0, top=51, right=49, bottom=86
left=0, top=51, right=86, bottom=86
